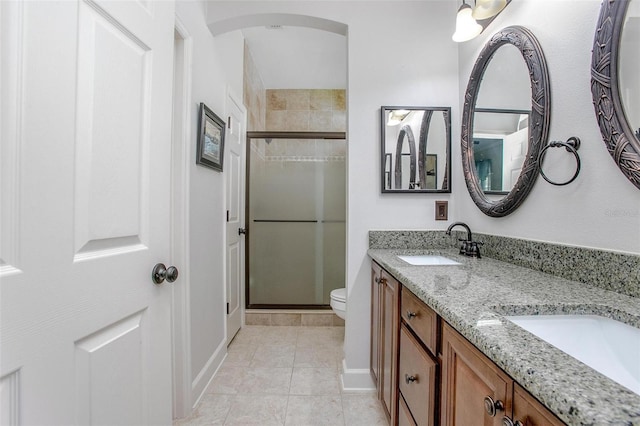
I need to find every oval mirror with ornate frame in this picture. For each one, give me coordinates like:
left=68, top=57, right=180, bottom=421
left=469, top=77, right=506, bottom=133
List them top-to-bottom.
left=592, top=0, right=640, bottom=190
left=461, top=26, right=551, bottom=217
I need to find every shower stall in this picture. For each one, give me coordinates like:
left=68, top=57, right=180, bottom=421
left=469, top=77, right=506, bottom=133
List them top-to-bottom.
left=246, top=132, right=346, bottom=308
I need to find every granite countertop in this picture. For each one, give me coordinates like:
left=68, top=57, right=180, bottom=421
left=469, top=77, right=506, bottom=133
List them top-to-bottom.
left=368, top=248, right=640, bottom=426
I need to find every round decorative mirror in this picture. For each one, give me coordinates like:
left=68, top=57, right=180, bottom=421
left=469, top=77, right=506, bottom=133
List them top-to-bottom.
left=592, top=0, right=640, bottom=190
left=461, top=26, right=550, bottom=217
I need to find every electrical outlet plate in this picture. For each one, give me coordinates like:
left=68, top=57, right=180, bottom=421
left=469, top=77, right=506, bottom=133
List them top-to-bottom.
left=435, top=201, right=448, bottom=221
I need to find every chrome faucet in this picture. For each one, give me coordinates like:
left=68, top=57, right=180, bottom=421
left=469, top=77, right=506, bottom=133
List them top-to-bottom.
left=445, top=222, right=482, bottom=258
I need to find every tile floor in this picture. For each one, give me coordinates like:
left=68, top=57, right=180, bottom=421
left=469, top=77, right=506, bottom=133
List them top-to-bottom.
left=174, top=326, right=388, bottom=426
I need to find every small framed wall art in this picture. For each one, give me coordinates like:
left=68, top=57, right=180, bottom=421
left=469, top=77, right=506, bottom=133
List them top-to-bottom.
left=196, top=102, right=225, bottom=172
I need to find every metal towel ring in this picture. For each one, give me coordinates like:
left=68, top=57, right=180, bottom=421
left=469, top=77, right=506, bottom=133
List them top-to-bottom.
left=538, top=137, right=581, bottom=186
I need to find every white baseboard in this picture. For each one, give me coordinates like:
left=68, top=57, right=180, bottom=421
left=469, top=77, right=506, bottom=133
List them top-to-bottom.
left=190, top=339, right=227, bottom=408
left=340, top=359, right=375, bottom=391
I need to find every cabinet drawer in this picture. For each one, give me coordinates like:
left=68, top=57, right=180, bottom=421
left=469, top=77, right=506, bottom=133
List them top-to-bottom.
left=401, top=287, right=439, bottom=354
left=399, top=324, right=437, bottom=426
left=513, top=383, right=565, bottom=426
left=398, top=394, right=417, bottom=426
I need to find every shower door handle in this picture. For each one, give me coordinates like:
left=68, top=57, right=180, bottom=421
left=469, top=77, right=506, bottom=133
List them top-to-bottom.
left=238, top=228, right=247, bottom=235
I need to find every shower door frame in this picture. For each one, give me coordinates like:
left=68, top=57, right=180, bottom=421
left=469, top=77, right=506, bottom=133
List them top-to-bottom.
left=245, top=131, right=346, bottom=309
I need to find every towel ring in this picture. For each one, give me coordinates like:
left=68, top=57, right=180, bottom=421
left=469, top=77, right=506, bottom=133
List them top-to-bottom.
left=538, top=137, right=581, bottom=186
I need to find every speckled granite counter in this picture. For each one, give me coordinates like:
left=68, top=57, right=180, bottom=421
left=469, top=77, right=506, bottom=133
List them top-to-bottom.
left=368, top=248, right=640, bottom=426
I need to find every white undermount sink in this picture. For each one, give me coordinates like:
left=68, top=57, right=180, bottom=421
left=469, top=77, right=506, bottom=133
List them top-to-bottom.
left=397, top=255, right=461, bottom=266
left=506, top=314, right=640, bottom=395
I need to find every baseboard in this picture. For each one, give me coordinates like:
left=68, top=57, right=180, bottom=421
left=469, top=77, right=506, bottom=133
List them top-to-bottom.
left=190, top=339, right=227, bottom=408
left=340, top=359, right=375, bottom=391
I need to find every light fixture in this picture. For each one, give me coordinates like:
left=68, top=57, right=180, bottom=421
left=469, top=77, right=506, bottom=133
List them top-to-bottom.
left=472, top=0, right=507, bottom=20
left=452, top=1, right=483, bottom=43
left=387, top=110, right=410, bottom=126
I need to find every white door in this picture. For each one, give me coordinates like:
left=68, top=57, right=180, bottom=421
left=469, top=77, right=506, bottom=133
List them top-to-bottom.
left=0, top=1, right=175, bottom=424
left=225, top=92, right=246, bottom=344
left=502, top=127, right=528, bottom=191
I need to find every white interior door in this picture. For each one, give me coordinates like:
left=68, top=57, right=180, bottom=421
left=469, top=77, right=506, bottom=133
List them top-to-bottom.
left=0, top=1, right=175, bottom=424
left=225, top=91, right=246, bottom=344
left=502, top=127, right=528, bottom=191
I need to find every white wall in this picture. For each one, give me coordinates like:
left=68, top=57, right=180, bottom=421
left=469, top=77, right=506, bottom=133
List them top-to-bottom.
left=175, top=0, right=245, bottom=404
left=207, top=0, right=460, bottom=388
left=456, top=0, right=640, bottom=255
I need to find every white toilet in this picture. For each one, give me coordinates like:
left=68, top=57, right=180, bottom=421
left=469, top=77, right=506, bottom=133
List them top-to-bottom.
left=330, top=288, right=347, bottom=320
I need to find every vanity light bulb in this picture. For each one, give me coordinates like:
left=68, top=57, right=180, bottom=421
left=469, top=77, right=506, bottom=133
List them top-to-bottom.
left=472, top=0, right=507, bottom=20
left=452, top=3, right=483, bottom=42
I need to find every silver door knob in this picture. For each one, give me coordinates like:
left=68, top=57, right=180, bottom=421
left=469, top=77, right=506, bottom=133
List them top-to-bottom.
left=238, top=228, right=247, bottom=235
left=152, top=263, right=179, bottom=285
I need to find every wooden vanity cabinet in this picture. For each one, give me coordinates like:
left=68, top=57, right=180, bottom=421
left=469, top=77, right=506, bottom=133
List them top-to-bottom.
left=370, top=261, right=565, bottom=426
left=371, top=262, right=382, bottom=390
left=371, top=264, right=400, bottom=422
left=441, top=322, right=565, bottom=426
left=441, top=322, right=513, bottom=426
left=398, top=324, right=437, bottom=426
left=509, top=383, right=565, bottom=426
left=398, top=395, right=417, bottom=426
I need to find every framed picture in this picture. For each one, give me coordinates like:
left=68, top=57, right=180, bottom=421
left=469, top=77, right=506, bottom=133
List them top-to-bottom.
left=197, top=102, right=225, bottom=172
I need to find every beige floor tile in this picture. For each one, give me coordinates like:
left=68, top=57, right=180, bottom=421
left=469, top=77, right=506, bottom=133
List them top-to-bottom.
left=184, top=326, right=387, bottom=426
left=257, top=326, right=299, bottom=345
left=296, top=327, right=341, bottom=347
left=224, top=344, right=256, bottom=367
left=251, top=344, right=296, bottom=367
left=294, top=347, right=340, bottom=370
left=206, top=366, right=247, bottom=394
left=236, top=367, right=293, bottom=395
left=290, top=368, right=341, bottom=395
left=173, top=394, right=234, bottom=425
left=225, top=394, right=288, bottom=425
left=342, top=394, right=388, bottom=425
left=285, top=395, right=345, bottom=426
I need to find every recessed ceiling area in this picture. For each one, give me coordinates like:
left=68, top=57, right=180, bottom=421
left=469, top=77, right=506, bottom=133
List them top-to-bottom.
left=242, top=25, right=347, bottom=89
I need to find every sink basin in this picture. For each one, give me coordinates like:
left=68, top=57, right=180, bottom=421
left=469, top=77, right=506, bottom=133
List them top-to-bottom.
left=397, top=255, right=461, bottom=266
left=506, top=315, right=640, bottom=395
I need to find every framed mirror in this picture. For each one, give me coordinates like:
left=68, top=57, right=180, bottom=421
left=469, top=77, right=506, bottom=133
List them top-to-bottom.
left=592, top=0, right=640, bottom=190
left=461, top=26, right=550, bottom=217
left=381, top=106, right=451, bottom=193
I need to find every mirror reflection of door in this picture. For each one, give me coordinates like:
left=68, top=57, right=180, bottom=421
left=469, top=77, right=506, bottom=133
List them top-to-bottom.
left=473, top=110, right=529, bottom=194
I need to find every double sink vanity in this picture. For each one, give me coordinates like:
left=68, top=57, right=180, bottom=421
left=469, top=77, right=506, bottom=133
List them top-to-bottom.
left=368, top=234, right=640, bottom=426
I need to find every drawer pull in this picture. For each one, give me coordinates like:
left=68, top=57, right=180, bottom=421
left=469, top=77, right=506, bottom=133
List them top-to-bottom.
left=374, top=277, right=379, bottom=283
left=406, top=310, right=417, bottom=319
left=404, top=374, right=418, bottom=384
left=483, top=396, right=504, bottom=417
left=502, top=417, right=524, bottom=426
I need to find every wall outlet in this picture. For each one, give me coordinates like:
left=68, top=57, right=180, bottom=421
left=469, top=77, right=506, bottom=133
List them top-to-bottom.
left=435, top=201, right=448, bottom=221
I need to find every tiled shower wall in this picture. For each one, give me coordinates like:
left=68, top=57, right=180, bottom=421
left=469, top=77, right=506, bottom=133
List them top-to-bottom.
left=243, top=42, right=266, bottom=131
left=242, top=43, right=346, bottom=133
left=265, top=89, right=346, bottom=132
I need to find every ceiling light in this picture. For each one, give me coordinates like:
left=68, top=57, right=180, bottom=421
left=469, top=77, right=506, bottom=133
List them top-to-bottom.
left=472, top=0, right=508, bottom=20
left=452, top=1, right=483, bottom=43
left=387, top=110, right=410, bottom=126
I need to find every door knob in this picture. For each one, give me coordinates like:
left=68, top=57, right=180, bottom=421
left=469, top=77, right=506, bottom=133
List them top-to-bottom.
left=238, top=228, right=247, bottom=235
left=152, top=263, right=179, bottom=285
left=483, top=396, right=504, bottom=417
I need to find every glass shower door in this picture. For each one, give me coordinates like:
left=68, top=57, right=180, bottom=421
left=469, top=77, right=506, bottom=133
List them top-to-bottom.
left=247, top=133, right=345, bottom=308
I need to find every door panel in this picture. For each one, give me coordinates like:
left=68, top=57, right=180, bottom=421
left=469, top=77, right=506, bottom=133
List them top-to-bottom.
left=75, top=0, right=150, bottom=256
left=0, top=1, right=175, bottom=423
left=225, top=93, right=246, bottom=344
left=75, top=311, right=145, bottom=425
